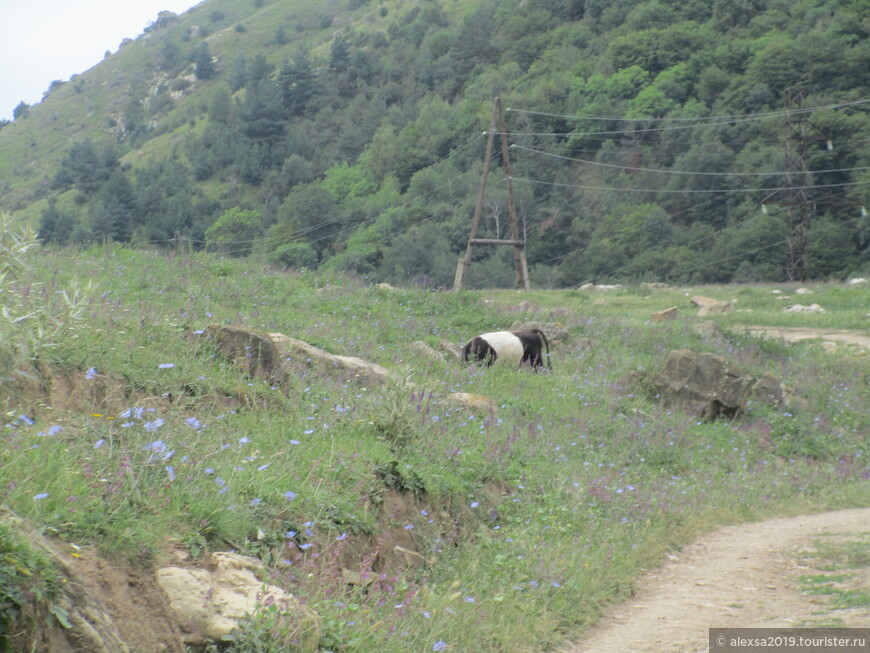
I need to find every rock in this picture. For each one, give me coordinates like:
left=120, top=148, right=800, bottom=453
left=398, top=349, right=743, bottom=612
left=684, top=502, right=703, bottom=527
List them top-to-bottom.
left=846, top=278, right=867, bottom=287
left=376, top=282, right=401, bottom=291
left=641, top=282, right=669, bottom=289
left=580, top=283, right=623, bottom=292
left=795, top=287, right=813, bottom=294
left=690, top=296, right=720, bottom=307
left=697, top=300, right=735, bottom=316
left=783, top=303, right=826, bottom=313
left=651, top=306, right=678, bottom=322
left=509, top=321, right=570, bottom=344
left=692, top=321, right=725, bottom=341
left=205, top=325, right=286, bottom=383
left=269, top=332, right=398, bottom=385
left=437, top=340, right=463, bottom=361
left=411, top=341, right=445, bottom=361
left=651, top=349, right=756, bottom=420
left=749, top=372, right=792, bottom=411
left=448, top=392, right=496, bottom=412
left=393, top=545, right=427, bottom=569
left=156, top=552, right=320, bottom=650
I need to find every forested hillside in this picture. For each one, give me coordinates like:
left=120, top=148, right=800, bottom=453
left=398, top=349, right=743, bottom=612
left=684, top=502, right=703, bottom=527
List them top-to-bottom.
left=2, top=0, right=869, bottom=286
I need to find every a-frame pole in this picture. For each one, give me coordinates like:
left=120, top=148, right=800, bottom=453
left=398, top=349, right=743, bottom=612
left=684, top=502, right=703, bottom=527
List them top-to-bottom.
left=454, top=97, right=530, bottom=291
left=454, top=102, right=499, bottom=290
left=497, top=102, right=529, bottom=290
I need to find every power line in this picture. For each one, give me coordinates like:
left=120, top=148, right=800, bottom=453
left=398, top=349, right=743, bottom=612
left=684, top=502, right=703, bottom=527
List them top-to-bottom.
left=506, top=98, right=870, bottom=124
left=511, top=144, right=870, bottom=178
left=508, top=176, right=870, bottom=195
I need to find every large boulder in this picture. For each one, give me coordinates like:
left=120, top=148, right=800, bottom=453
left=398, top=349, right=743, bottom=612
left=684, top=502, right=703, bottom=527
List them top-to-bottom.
left=509, top=321, right=570, bottom=344
left=205, top=325, right=286, bottom=383
left=269, top=332, right=398, bottom=385
left=651, top=349, right=756, bottom=420
left=156, top=552, right=321, bottom=650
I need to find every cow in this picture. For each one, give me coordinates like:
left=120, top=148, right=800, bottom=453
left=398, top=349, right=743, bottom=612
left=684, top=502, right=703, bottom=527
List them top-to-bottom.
left=462, top=329, right=552, bottom=371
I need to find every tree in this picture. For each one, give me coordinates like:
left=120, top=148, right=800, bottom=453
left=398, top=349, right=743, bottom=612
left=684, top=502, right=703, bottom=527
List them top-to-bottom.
left=193, top=42, right=216, bottom=80
left=279, top=50, right=319, bottom=116
left=12, top=102, right=30, bottom=120
left=38, top=199, right=75, bottom=245
left=205, top=207, right=263, bottom=256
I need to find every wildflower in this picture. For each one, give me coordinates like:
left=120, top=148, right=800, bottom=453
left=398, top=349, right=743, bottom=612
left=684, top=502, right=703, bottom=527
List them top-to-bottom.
left=158, top=363, right=175, bottom=369
left=85, top=367, right=97, bottom=380
left=19, top=415, right=35, bottom=426
left=186, top=417, right=203, bottom=430
left=144, top=419, right=165, bottom=432
left=38, top=425, right=63, bottom=437
left=238, top=436, right=250, bottom=445
left=94, top=438, right=105, bottom=449
left=290, top=439, right=300, bottom=445
left=147, top=440, right=168, bottom=455
left=257, top=464, right=269, bottom=471
left=165, top=466, right=176, bottom=481
left=204, top=468, right=215, bottom=475
left=284, top=491, right=296, bottom=501
left=33, top=492, right=49, bottom=500
left=250, top=498, right=262, bottom=507
left=470, top=501, right=479, bottom=508
left=404, top=524, right=414, bottom=530
left=285, top=530, right=297, bottom=538
left=336, top=533, right=348, bottom=541
left=299, top=543, right=312, bottom=550
left=433, top=641, right=447, bottom=651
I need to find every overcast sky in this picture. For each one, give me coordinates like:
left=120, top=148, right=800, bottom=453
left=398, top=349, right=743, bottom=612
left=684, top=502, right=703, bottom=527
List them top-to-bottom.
left=0, top=0, right=203, bottom=122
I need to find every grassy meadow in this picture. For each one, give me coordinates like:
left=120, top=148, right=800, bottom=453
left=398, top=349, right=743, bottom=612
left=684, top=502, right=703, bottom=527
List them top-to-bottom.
left=2, top=242, right=869, bottom=652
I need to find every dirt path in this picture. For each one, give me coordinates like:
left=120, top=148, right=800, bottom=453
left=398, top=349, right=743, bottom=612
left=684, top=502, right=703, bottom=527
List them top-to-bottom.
left=738, top=326, right=870, bottom=353
left=561, top=508, right=870, bottom=653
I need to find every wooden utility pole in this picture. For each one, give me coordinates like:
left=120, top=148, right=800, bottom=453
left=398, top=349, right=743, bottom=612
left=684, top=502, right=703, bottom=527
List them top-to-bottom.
left=783, top=88, right=812, bottom=281
left=454, top=97, right=530, bottom=290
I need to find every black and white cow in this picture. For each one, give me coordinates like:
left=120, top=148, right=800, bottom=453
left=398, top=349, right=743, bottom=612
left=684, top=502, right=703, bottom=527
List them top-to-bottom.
left=462, top=329, right=552, bottom=371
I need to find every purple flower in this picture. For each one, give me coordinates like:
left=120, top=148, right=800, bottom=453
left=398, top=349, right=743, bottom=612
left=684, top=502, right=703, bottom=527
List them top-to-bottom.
left=158, top=363, right=175, bottom=369
left=85, top=367, right=97, bottom=380
left=185, top=417, right=203, bottom=430
left=144, top=419, right=164, bottom=432
left=238, top=436, right=250, bottom=445
left=94, top=438, right=105, bottom=449
left=146, top=440, right=167, bottom=455
left=257, top=464, right=269, bottom=471
left=165, top=465, right=176, bottom=481
left=284, top=491, right=296, bottom=501
left=33, top=492, right=49, bottom=500
left=250, top=498, right=262, bottom=507
left=470, top=501, right=479, bottom=508
left=336, top=533, right=348, bottom=541
left=299, top=542, right=312, bottom=550
left=433, top=642, right=447, bottom=651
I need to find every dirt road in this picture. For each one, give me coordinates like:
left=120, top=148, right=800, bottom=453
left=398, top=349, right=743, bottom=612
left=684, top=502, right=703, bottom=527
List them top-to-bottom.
left=561, top=508, right=870, bottom=653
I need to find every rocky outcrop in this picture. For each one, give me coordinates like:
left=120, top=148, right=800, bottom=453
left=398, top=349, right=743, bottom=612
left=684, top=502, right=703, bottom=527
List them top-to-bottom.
left=205, top=325, right=398, bottom=386
left=205, top=325, right=286, bottom=383
left=269, top=332, right=398, bottom=385
left=651, top=349, right=791, bottom=420
left=156, top=552, right=320, bottom=650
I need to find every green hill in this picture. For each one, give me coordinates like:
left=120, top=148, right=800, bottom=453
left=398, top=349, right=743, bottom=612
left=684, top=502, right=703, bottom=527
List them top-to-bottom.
left=2, top=0, right=870, bottom=285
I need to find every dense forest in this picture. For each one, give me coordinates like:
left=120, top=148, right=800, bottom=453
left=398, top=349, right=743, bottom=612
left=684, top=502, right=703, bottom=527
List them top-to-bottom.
left=2, top=0, right=870, bottom=287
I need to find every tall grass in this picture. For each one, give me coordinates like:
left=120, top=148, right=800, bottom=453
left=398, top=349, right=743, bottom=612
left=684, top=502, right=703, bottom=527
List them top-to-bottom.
left=2, top=243, right=869, bottom=651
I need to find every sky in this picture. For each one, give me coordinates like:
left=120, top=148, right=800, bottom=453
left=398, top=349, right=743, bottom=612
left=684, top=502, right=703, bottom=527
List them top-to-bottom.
left=0, top=0, right=203, bottom=122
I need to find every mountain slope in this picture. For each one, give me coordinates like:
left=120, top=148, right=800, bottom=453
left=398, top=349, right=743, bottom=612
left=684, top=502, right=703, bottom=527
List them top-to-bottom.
left=2, top=0, right=869, bottom=286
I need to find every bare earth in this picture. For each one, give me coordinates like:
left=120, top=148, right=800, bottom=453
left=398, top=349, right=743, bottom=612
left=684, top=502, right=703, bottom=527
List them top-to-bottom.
left=739, top=326, right=870, bottom=353
left=561, top=509, right=870, bottom=653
